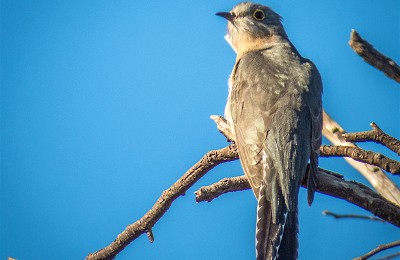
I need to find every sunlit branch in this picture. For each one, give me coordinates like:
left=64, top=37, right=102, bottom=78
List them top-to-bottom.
left=349, top=29, right=400, bottom=83
left=322, top=111, right=400, bottom=205
left=211, top=112, right=400, bottom=205
left=343, top=122, right=400, bottom=156
left=86, top=145, right=238, bottom=260
left=320, top=145, right=400, bottom=175
left=195, top=169, right=400, bottom=228
left=354, top=240, right=400, bottom=260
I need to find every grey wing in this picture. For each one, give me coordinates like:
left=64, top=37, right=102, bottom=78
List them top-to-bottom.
left=230, top=50, right=303, bottom=222
left=229, top=52, right=282, bottom=199
left=230, top=52, right=319, bottom=213
left=304, top=60, right=323, bottom=205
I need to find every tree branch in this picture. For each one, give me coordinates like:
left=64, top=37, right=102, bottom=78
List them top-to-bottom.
left=349, top=29, right=400, bottom=83
left=322, top=111, right=400, bottom=205
left=88, top=112, right=400, bottom=259
left=211, top=112, right=400, bottom=205
left=210, top=115, right=235, bottom=141
left=343, top=122, right=400, bottom=156
left=86, top=145, right=238, bottom=260
left=320, top=145, right=400, bottom=175
left=195, top=169, right=400, bottom=228
left=195, top=175, right=249, bottom=202
left=322, top=210, right=385, bottom=223
left=354, top=240, right=400, bottom=260
left=376, top=252, right=400, bottom=260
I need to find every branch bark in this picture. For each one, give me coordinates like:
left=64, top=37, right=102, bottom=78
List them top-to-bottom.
left=349, top=29, right=400, bottom=83
left=322, top=111, right=400, bottom=205
left=210, top=115, right=235, bottom=141
left=343, top=122, right=400, bottom=156
left=86, top=145, right=238, bottom=260
left=320, top=145, right=400, bottom=175
left=195, top=169, right=400, bottom=228
left=354, top=240, right=400, bottom=260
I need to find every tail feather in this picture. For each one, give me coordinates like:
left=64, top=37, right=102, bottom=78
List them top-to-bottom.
left=307, top=153, right=319, bottom=206
left=256, top=184, right=288, bottom=260
left=277, top=211, right=299, bottom=260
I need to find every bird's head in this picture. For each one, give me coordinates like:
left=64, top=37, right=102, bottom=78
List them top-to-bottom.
left=217, top=2, right=288, bottom=56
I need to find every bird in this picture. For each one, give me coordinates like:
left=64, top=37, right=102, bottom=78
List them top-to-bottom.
left=216, top=2, right=323, bottom=260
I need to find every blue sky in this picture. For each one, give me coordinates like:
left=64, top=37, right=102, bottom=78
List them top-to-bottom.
left=1, top=0, right=399, bottom=259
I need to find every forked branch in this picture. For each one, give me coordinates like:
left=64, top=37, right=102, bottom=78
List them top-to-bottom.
left=86, top=29, right=400, bottom=260
left=322, top=111, right=400, bottom=205
left=212, top=112, right=400, bottom=205
left=343, top=122, right=400, bottom=156
left=86, top=140, right=400, bottom=259
left=86, top=145, right=238, bottom=260
left=320, top=145, right=400, bottom=175
left=195, top=169, right=400, bottom=228
left=354, top=240, right=400, bottom=260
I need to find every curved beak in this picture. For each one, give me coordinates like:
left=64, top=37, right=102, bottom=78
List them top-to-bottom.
left=216, top=12, right=235, bottom=23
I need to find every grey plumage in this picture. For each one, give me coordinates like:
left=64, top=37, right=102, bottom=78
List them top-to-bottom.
left=217, top=2, right=322, bottom=260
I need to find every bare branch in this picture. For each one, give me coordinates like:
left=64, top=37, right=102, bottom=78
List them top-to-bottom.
left=349, top=29, right=400, bottom=83
left=323, top=111, right=400, bottom=205
left=88, top=112, right=400, bottom=259
left=212, top=112, right=400, bottom=205
left=210, top=115, right=235, bottom=142
left=343, top=122, right=400, bottom=156
left=86, top=145, right=238, bottom=260
left=320, top=145, right=400, bottom=175
left=195, top=169, right=400, bottom=228
left=195, top=175, right=249, bottom=202
left=322, top=210, right=385, bottom=222
left=146, top=229, right=154, bottom=243
left=354, top=240, right=400, bottom=260
left=376, top=252, right=400, bottom=260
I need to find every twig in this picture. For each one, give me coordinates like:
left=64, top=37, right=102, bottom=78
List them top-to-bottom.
left=349, top=29, right=400, bottom=83
left=322, top=111, right=400, bottom=205
left=210, top=115, right=235, bottom=142
left=343, top=122, right=400, bottom=156
left=86, top=145, right=238, bottom=260
left=320, top=145, right=400, bottom=175
left=195, top=169, right=400, bottom=228
left=195, top=175, right=250, bottom=202
left=322, top=210, right=385, bottom=222
left=146, top=229, right=154, bottom=243
left=354, top=240, right=400, bottom=260
left=376, top=252, right=400, bottom=260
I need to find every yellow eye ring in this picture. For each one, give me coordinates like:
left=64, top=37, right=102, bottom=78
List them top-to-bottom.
left=252, top=9, right=265, bottom=21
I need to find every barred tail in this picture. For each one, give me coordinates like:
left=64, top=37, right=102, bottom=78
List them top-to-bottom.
left=256, top=183, right=288, bottom=260
left=277, top=210, right=299, bottom=260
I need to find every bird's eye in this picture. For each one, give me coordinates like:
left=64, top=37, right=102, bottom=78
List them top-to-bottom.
left=252, top=9, right=265, bottom=21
